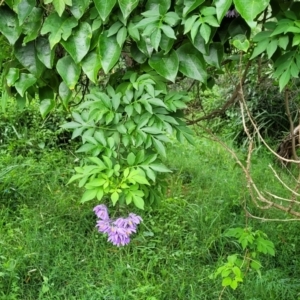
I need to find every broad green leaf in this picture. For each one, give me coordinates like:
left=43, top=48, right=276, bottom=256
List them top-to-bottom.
left=16, top=0, right=35, bottom=25
left=53, top=0, right=66, bottom=16
left=70, top=0, right=89, bottom=19
left=94, top=0, right=117, bottom=21
left=118, top=0, right=139, bottom=19
left=146, top=0, right=170, bottom=14
left=183, top=0, right=205, bottom=17
left=215, top=0, right=232, bottom=22
left=234, top=0, right=269, bottom=22
left=0, top=7, right=22, bottom=45
left=22, top=8, right=43, bottom=44
left=41, top=12, right=78, bottom=49
left=61, top=22, right=92, bottom=63
left=200, top=23, right=211, bottom=44
left=117, top=27, right=127, bottom=47
left=150, top=28, right=161, bottom=51
left=99, top=32, right=121, bottom=73
left=36, top=37, right=55, bottom=69
left=232, top=39, right=250, bottom=52
left=250, top=39, right=269, bottom=59
left=267, top=39, right=278, bottom=59
left=14, top=40, right=45, bottom=77
left=176, top=43, right=207, bottom=82
left=203, top=43, right=224, bottom=68
left=149, top=50, right=179, bottom=82
left=82, top=51, right=102, bottom=83
left=56, top=56, right=81, bottom=89
left=6, top=68, right=20, bottom=86
left=279, top=69, right=290, bottom=92
left=14, top=73, right=37, bottom=97
left=59, top=82, right=72, bottom=108
left=40, top=99, right=56, bottom=118
left=152, top=137, right=166, bottom=157
left=127, top=152, right=136, bottom=165
left=149, top=164, right=171, bottom=172
left=81, top=189, right=97, bottom=203
left=111, top=192, right=119, bottom=205
left=133, top=195, right=144, bottom=209
left=222, top=277, right=232, bottom=287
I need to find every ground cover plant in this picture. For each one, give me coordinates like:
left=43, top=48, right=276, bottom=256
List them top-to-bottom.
left=2, top=0, right=300, bottom=299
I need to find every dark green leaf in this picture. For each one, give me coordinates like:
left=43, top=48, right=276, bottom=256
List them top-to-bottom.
left=16, top=0, right=35, bottom=24
left=70, top=0, right=90, bottom=19
left=94, top=0, right=117, bottom=21
left=118, top=0, right=139, bottom=19
left=183, top=0, right=205, bottom=17
left=215, top=0, right=232, bottom=22
left=0, top=7, right=22, bottom=45
left=22, top=8, right=43, bottom=44
left=61, top=22, right=92, bottom=63
left=99, top=32, right=121, bottom=73
left=36, top=37, right=55, bottom=69
left=14, top=40, right=45, bottom=77
left=176, top=43, right=207, bottom=82
left=203, top=43, right=223, bottom=68
left=149, top=50, right=179, bottom=82
left=82, top=51, right=102, bottom=83
left=56, top=56, right=81, bottom=89
left=6, top=68, right=20, bottom=87
left=14, top=73, right=37, bottom=97
left=59, top=82, right=72, bottom=108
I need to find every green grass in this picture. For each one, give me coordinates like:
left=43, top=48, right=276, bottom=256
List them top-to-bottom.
left=1, top=137, right=300, bottom=300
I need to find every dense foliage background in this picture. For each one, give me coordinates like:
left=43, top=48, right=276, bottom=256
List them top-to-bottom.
left=2, top=0, right=300, bottom=299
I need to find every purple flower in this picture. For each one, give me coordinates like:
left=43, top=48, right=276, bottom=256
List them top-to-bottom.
left=93, top=204, right=110, bottom=220
left=93, top=204, right=143, bottom=247
left=107, top=226, right=131, bottom=246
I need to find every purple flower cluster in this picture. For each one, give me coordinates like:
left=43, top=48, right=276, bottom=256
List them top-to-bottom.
left=93, top=204, right=142, bottom=247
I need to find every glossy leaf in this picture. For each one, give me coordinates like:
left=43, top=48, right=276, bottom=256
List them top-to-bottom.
left=16, top=0, right=35, bottom=25
left=70, top=0, right=90, bottom=19
left=94, top=0, right=117, bottom=21
left=118, top=0, right=139, bottom=19
left=183, top=0, right=205, bottom=17
left=215, top=0, right=232, bottom=22
left=234, top=0, right=269, bottom=22
left=0, top=7, right=22, bottom=45
left=22, top=8, right=43, bottom=44
left=41, top=12, right=78, bottom=49
left=61, top=22, right=92, bottom=63
left=98, top=32, right=121, bottom=73
left=36, top=37, right=55, bottom=69
left=14, top=40, right=46, bottom=78
left=176, top=43, right=207, bottom=82
left=203, top=43, right=224, bottom=68
left=149, top=50, right=179, bottom=82
left=82, top=51, right=102, bottom=83
left=56, top=56, right=81, bottom=89
left=6, top=68, right=20, bottom=87
left=14, top=73, right=37, bottom=97
left=59, top=81, right=72, bottom=107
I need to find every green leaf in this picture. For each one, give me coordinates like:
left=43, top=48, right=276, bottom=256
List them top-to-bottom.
left=16, top=0, right=35, bottom=24
left=52, top=0, right=66, bottom=16
left=70, top=0, right=89, bottom=19
left=94, top=0, right=117, bottom=21
left=118, top=0, right=139, bottom=19
left=183, top=0, right=205, bottom=17
left=215, top=0, right=232, bottom=22
left=234, top=0, right=269, bottom=22
left=0, top=7, right=22, bottom=45
left=22, top=8, right=43, bottom=44
left=41, top=12, right=78, bottom=49
left=61, top=22, right=92, bottom=63
left=200, top=23, right=211, bottom=44
left=117, top=27, right=127, bottom=47
left=150, top=28, right=162, bottom=51
left=99, top=32, right=121, bottom=74
left=36, top=37, right=55, bottom=69
left=232, top=39, right=250, bottom=52
left=250, top=39, right=269, bottom=59
left=267, top=39, right=278, bottom=59
left=14, top=40, right=45, bottom=78
left=176, top=43, right=207, bottom=82
left=203, top=43, right=224, bottom=68
left=149, top=50, right=179, bottom=82
left=82, top=51, right=102, bottom=83
left=56, top=56, right=81, bottom=89
left=6, top=68, right=20, bottom=87
left=14, top=73, right=37, bottom=97
left=59, top=81, right=72, bottom=108
left=40, top=99, right=56, bottom=118
left=152, top=137, right=166, bottom=157
left=127, top=152, right=136, bottom=165
left=149, top=164, right=172, bottom=172
left=81, top=189, right=98, bottom=203
left=111, top=192, right=119, bottom=205
left=133, top=195, right=144, bottom=209
left=222, top=277, right=232, bottom=287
